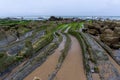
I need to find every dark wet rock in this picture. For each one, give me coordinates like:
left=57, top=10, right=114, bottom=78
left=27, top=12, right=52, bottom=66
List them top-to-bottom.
left=49, top=16, right=63, bottom=21
left=49, top=16, right=57, bottom=21
left=84, top=20, right=120, bottom=49
left=103, top=21, right=117, bottom=30
left=85, top=22, right=102, bottom=35
left=87, top=23, right=100, bottom=29
left=94, top=23, right=101, bottom=30
left=86, top=24, right=120, bottom=49
left=87, top=24, right=95, bottom=29
left=109, top=24, right=116, bottom=30
left=100, top=25, right=109, bottom=33
left=114, top=27, right=120, bottom=35
left=114, top=27, right=120, bottom=31
left=82, top=28, right=88, bottom=32
left=103, top=28, right=119, bottom=37
left=87, top=29, right=99, bottom=36
left=100, top=29, right=120, bottom=48
left=103, top=29, right=114, bottom=36
left=100, top=36, right=119, bottom=46
left=101, top=37, right=119, bottom=46
left=112, top=44, right=120, bottom=49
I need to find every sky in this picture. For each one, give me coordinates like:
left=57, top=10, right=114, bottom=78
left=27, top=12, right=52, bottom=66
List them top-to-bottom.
left=0, top=0, right=120, bottom=17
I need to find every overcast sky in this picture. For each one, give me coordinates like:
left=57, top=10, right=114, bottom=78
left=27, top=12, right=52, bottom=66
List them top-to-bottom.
left=0, top=0, right=120, bottom=17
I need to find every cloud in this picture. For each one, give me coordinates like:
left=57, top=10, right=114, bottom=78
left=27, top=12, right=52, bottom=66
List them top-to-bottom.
left=0, top=0, right=120, bottom=16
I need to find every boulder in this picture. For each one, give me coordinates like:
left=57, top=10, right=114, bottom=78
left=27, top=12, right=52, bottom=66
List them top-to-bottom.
left=49, top=16, right=58, bottom=21
left=49, top=16, right=63, bottom=21
left=85, top=21, right=120, bottom=49
left=104, top=21, right=117, bottom=30
left=87, top=23, right=101, bottom=30
left=94, top=23, right=101, bottom=30
left=87, top=24, right=95, bottom=29
left=100, top=25, right=109, bottom=33
left=114, top=27, right=120, bottom=35
left=114, top=27, right=120, bottom=31
left=100, top=28, right=120, bottom=49
left=87, top=29, right=99, bottom=36
left=102, top=29, right=114, bottom=37
left=104, top=37, right=119, bottom=44
left=112, top=44, right=120, bottom=49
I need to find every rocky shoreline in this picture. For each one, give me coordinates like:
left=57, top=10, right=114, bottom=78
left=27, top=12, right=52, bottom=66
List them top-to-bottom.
left=0, top=16, right=120, bottom=80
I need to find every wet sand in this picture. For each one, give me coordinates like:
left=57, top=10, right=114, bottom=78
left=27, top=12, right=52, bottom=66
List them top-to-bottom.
left=24, top=35, right=66, bottom=80
left=54, top=35, right=87, bottom=80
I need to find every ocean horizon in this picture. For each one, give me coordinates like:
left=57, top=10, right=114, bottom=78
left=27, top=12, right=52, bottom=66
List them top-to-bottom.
left=1, top=16, right=120, bottom=20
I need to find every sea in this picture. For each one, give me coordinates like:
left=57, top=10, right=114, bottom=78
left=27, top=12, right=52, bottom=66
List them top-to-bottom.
left=1, top=16, right=120, bottom=20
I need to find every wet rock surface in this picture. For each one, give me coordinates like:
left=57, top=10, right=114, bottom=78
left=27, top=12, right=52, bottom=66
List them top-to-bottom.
left=1, top=18, right=120, bottom=80
left=85, top=20, right=120, bottom=70
left=85, top=21, right=120, bottom=49
left=113, top=49, right=120, bottom=64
